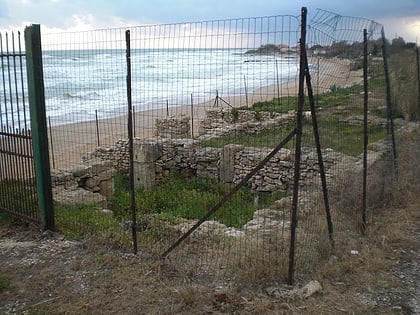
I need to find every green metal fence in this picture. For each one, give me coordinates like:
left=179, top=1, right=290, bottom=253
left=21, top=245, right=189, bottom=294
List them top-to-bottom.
left=0, top=26, right=54, bottom=230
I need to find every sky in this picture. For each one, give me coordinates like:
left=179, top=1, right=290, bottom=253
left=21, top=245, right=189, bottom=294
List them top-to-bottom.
left=0, top=0, right=418, bottom=43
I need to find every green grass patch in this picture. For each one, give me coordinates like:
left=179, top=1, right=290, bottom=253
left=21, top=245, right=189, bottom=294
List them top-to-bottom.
left=203, top=79, right=389, bottom=156
left=246, top=97, right=299, bottom=113
left=202, top=115, right=386, bottom=156
left=304, top=117, right=387, bottom=156
left=110, top=173, right=285, bottom=228
left=0, top=180, right=39, bottom=215
left=55, top=202, right=124, bottom=241
left=0, top=211, right=13, bottom=224
left=0, top=274, right=10, bottom=293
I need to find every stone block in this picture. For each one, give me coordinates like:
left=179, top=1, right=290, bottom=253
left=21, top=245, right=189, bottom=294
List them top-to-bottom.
left=133, top=140, right=163, bottom=163
left=220, top=144, right=244, bottom=183
left=133, top=162, right=156, bottom=189
left=98, top=178, right=115, bottom=199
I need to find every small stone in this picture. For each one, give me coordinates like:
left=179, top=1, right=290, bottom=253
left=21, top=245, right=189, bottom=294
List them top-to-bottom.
left=297, top=280, right=322, bottom=298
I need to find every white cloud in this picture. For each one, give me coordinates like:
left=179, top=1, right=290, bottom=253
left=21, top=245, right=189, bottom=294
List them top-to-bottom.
left=0, top=0, right=418, bottom=42
left=381, top=16, right=420, bottom=42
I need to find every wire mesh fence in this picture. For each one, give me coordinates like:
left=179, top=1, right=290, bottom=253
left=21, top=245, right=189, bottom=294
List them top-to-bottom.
left=3, top=7, right=419, bottom=285
left=41, top=14, right=304, bottom=253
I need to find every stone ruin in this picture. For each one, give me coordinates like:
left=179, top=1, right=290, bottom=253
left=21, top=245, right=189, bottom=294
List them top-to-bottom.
left=52, top=106, right=393, bottom=237
left=198, top=107, right=296, bottom=140
left=155, top=115, right=191, bottom=139
left=51, top=158, right=116, bottom=207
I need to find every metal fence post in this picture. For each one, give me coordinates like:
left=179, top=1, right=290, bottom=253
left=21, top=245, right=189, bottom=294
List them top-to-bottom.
left=288, top=6, right=307, bottom=286
left=24, top=24, right=55, bottom=231
left=381, top=28, right=397, bottom=168
left=126, top=29, right=138, bottom=254
left=362, top=29, right=368, bottom=233
left=303, top=40, right=334, bottom=252
left=416, top=45, right=420, bottom=113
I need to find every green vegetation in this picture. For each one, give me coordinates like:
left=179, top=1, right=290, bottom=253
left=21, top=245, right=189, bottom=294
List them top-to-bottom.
left=389, top=49, right=420, bottom=120
left=202, top=61, right=393, bottom=156
left=305, top=117, right=387, bottom=156
left=110, top=173, right=285, bottom=229
left=0, top=180, right=38, bottom=215
left=55, top=202, right=125, bottom=241
left=0, top=211, right=13, bottom=224
left=0, top=274, right=10, bottom=293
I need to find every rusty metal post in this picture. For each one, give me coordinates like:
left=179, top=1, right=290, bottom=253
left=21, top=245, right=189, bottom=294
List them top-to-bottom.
left=288, top=6, right=307, bottom=286
left=381, top=28, right=397, bottom=168
left=126, top=29, right=138, bottom=254
left=362, top=29, right=368, bottom=233
left=303, top=44, right=334, bottom=252
left=416, top=46, right=420, bottom=114
left=191, top=93, right=194, bottom=138
left=95, top=109, right=100, bottom=147
left=162, top=128, right=297, bottom=258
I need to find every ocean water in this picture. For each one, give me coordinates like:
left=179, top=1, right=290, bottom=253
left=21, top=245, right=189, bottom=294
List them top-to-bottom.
left=1, top=48, right=299, bottom=128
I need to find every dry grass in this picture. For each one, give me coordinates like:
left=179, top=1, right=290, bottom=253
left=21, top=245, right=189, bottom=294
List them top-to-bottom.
left=1, top=129, right=419, bottom=313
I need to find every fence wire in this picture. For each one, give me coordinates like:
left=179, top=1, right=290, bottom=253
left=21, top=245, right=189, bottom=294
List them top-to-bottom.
left=26, top=9, right=419, bottom=284
left=291, top=9, right=390, bottom=276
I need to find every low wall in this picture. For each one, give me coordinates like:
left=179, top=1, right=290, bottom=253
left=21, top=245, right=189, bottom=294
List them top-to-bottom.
left=198, top=108, right=296, bottom=140
left=83, top=137, right=351, bottom=192
left=51, top=159, right=116, bottom=206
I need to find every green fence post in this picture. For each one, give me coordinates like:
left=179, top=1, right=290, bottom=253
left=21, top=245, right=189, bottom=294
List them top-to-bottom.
left=24, top=24, right=55, bottom=231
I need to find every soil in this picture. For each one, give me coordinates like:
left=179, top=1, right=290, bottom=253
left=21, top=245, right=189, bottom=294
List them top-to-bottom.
left=0, top=198, right=419, bottom=315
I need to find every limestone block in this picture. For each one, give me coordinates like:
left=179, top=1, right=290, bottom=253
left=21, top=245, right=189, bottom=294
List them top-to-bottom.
left=133, top=140, right=163, bottom=163
left=220, top=144, right=244, bottom=183
left=133, top=162, right=156, bottom=189
left=71, top=165, right=90, bottom=178
left=85, top=176, right=100, bottom=190
left=98, top=178, right=115, bottom=199
left=53, top=187, right=107, bottom=206
left=297, top=280, right=322, bottom=298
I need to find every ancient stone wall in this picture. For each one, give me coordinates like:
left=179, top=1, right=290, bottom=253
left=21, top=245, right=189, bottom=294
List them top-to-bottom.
left=75, top=108, right=364, bottom=193
left=198, top=108, right=296, bottom=140
left=155, top=116, right=191, bottom=139
left=82, top=137, right=350, bottom=193
left=51, top=159, right=116, bottom=206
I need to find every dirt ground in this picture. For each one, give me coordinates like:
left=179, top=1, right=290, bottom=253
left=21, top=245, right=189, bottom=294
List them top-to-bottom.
left=0, top=196, right=419, bottom=315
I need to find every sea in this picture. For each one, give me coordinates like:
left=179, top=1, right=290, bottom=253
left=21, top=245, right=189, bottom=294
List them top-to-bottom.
left=1, top=48, right=299, bottom=129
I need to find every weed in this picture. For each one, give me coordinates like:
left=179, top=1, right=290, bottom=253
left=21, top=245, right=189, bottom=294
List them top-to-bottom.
left=110, top=173, right=285, bottom=229
left=0, top=180, right=38, bottom=215
left=55, top=202, right=128, bottom=246
left=0, top=274, right=10, bottom=293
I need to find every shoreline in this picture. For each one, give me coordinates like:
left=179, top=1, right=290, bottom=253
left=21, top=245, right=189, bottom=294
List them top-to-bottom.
left=47, top=57, right=362, bottom=170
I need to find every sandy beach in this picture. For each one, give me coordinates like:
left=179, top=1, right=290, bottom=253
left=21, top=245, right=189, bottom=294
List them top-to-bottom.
left=42, top=56, right=363, bottom=170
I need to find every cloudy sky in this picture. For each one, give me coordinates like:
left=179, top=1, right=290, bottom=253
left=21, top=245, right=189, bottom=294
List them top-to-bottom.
left=0, top=0, right=418, bottom=42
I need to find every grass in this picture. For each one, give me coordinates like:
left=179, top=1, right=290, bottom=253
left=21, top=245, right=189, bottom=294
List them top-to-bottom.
left=389, top=49, right=420, bottom=121
left=202, top=57, right=397, bottom=156
left=203, top=113, right=387, bottom=156
left=305, top=116, right=387, bottom=156
left=202, top=120, right=297, bottom=149
left=51, top=172, right=285, bottom=246
left=110, top=173, right=286, bottom=229
left=0, top=180, right=39, bottom=217
left=54, top=202, right=130, bottom=246
left=0, top=211, right=13, bottom=225
left=0, top=274, right=10, bottom=293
